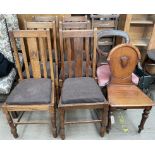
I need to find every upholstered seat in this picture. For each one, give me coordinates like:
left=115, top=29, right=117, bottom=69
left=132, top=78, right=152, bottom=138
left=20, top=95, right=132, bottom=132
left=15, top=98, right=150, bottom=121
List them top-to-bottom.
left=23, top=61, right=56, bottom=78
left=59, top=61, right=92, bottom=78
left=97, top=64, right=139, bottom=87
left=61, top=77, right=106, bottom=104
left=6, top=78, right=52, bottom=105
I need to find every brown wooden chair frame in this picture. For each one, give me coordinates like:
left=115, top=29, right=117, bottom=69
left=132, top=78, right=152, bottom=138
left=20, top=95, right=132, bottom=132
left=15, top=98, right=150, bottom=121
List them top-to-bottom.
left=58, top=29, right=109, bottom=139
left=2, top=30, right=57, bottom=138
left=106, top=44, right=154, bottom=134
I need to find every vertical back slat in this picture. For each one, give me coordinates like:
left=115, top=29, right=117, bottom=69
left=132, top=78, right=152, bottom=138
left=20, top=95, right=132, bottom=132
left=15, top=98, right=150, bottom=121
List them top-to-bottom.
left=59, top=29, right=65, bottom=80
left=93, top=29, right=97, bottom=78
left=47, top=31, right=54, bottom=81
left=39, top=37, right=47, bottom=78
left=74, top=37, right=83, bottom=77
left=85, top=37, right=90, bottom=77
left=20, top=38, right=30, bottom=78
left=27, top=38, right=41, bottom=78
left=66, top=38, right=72, bottom=77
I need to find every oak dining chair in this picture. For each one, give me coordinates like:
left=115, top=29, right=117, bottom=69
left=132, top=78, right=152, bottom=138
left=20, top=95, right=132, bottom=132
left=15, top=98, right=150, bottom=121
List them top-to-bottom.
left=58, top=29, right=109, bottom=139
left=2, top=30, right=57, bottom=138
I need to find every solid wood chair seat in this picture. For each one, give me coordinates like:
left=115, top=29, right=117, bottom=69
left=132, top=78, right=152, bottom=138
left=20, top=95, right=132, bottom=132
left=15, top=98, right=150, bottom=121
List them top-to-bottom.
left=108, top=84, right=154, bottom=108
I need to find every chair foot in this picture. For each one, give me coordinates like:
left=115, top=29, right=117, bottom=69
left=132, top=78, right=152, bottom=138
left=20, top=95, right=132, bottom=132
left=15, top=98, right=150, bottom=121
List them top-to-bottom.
left=138, top=107, right=151, bottom=133
left=106, top=109, right=111, bottom=134
left=52, top=127, right=57, bottom=138
left=100, top=127, right=105, bottom=137
left=60, top=128, right=65, bottom=140
left=11, top=129, right=19, bottom=138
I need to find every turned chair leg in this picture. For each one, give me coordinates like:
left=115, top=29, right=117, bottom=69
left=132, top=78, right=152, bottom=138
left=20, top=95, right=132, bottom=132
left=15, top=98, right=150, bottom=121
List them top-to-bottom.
left=100, top=106, right=109, bottom=137
left=2, top=107, right=18, bottom=138
left=138, top=107, right=152, bottom=133
left=51, top=108, right=57, bottom=138
left=59, top=108, right=65, bottom=140
left=106, top=108, right=112, bottom=133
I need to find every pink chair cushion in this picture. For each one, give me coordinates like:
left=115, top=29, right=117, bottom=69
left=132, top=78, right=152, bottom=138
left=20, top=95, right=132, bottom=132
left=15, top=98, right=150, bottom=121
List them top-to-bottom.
left=97, top=65, right=139, bottom=87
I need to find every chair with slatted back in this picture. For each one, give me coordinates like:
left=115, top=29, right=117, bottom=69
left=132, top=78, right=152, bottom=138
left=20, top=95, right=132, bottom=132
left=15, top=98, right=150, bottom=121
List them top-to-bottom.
left=24, top=21, right=59, bottom=103
left=58, top=29, right=109, bottom=139
left=2, top=30, right=57, bottom=138
left=107, top=44, right=154, bottom=133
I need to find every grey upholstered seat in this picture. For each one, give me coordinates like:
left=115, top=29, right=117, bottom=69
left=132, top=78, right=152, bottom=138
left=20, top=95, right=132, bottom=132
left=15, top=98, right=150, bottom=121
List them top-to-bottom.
left=23, top=61, right=56, bottom=78
left=59, top=61, right=92, bottom=78
left=61, top=77, right=106, bottom=104
left=6, top=78, right=52, bottom=105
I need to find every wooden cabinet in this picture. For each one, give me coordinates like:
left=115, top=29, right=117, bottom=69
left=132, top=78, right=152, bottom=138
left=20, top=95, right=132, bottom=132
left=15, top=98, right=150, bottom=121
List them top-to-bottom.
left=118, top=14, right=155, bottom=62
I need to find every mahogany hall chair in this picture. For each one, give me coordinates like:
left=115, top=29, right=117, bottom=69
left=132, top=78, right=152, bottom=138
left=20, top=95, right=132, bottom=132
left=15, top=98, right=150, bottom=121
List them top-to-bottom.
left=58, top=29, right=109, bottom=139
left=2, top=30, right=57, bottom=138
left=106, top=44, right=154, bottom=133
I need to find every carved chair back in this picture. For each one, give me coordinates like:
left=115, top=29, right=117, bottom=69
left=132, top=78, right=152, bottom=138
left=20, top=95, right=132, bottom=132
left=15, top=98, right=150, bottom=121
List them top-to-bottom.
left=107, top=44, right=141, bottom=84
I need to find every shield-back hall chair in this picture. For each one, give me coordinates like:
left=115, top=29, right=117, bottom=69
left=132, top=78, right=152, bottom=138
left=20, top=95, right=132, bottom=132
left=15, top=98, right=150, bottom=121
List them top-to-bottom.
left=24, top=21, right=59, bottom=102
left=58, top=29, right=109, bottom=140
left=2, top=30, right=57, bottom=138
left=96, top=30, right=139, bottom=88
left=106, top=44, right=154, bottom=133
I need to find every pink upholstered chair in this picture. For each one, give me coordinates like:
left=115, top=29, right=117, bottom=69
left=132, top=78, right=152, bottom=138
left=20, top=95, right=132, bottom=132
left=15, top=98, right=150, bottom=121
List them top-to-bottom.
left=96, top=30, right=139, bottom=87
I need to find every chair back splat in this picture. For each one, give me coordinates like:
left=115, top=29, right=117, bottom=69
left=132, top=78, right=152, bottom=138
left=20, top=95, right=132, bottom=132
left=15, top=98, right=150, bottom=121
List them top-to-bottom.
left=9, top=30, right=55, bottom=82
left=107, top=44, right=141, bottom=84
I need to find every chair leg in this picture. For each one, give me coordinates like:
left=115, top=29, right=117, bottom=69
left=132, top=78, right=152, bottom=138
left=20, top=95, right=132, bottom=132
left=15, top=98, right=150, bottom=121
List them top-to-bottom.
left=100, top=106, right=109, bottom=137
left=2, top=107, right=18, bottom=138
left=138, top=107, right=152, bottom=133
left=51, top=108, right=57, bottom=138
left=59, top=108, right=65, bottom=140
left=106, top=108, right=112, bottom=133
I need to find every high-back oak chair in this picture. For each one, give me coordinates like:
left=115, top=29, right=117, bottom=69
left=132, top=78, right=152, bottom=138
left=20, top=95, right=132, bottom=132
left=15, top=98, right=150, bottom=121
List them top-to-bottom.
left=24, top=21, right=59, bottom=101
left=58, top=29, right=109, bottom=139
left=96, top=29, right=139, bottom=87
left=2, top=30, right=57, bottom=138
left=107, top=44, right=154, bottom=133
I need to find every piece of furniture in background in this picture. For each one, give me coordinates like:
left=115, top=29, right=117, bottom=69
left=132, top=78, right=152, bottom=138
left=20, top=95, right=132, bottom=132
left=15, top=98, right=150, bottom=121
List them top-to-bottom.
left=90, top=14, right=119, bottom=64
left=118, top=14, right=155, bottom=63
left=58, top=29, right=109, bottom=139
left=2, top=30, right=57, bottom=138
left=106, top=44, right=154, bottom=133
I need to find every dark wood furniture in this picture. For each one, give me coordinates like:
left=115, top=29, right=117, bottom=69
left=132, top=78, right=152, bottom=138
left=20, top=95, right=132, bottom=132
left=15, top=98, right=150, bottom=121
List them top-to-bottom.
left=58, top=29, right=109, bottom=139
left=2, top=30, right=57, bottom=138
left=107, top=44, right=154, bottom=133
